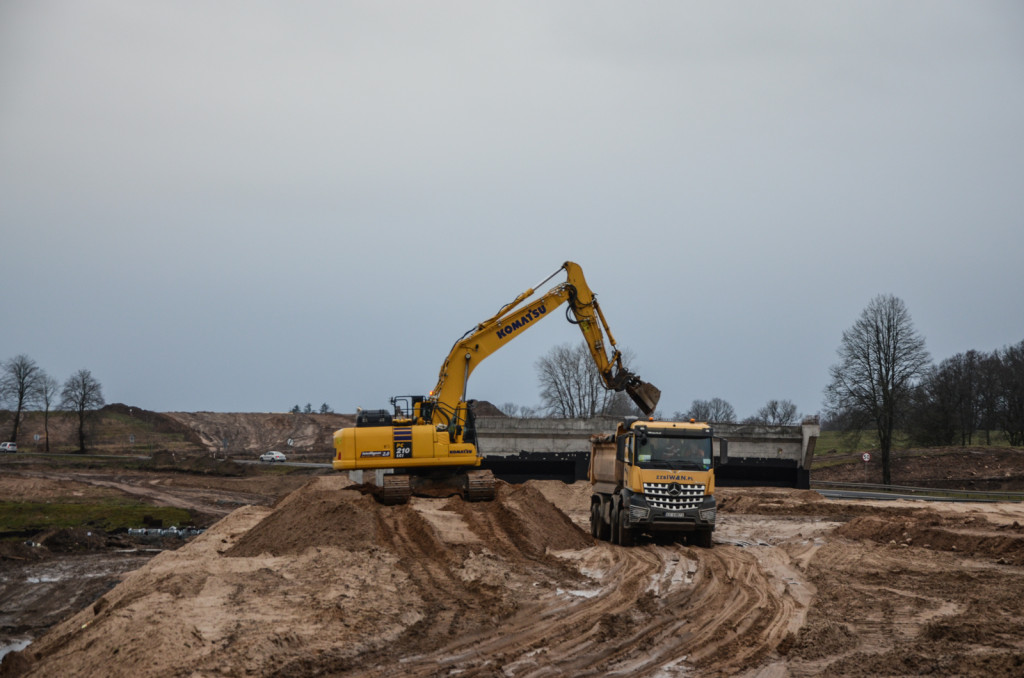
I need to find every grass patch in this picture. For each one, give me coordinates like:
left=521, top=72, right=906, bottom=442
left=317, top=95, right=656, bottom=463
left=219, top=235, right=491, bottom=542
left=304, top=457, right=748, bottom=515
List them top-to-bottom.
left=814, top=429, right=914, bottom=456
left=815, top=429, right=1017, bottom=457
left=810, top=456, right=860, bottom=471
left=0, top=501, right=193, bottom=534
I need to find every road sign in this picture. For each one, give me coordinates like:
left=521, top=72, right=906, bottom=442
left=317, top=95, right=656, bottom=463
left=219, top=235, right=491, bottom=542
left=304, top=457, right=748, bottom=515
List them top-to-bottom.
left=861, top=452, right=871, bottom=462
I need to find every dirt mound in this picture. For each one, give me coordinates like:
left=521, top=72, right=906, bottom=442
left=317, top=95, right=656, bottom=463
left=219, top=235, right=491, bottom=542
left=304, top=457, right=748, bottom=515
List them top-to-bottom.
left=470, top=399, right=506, bottom=416
left=101, top=403, right=198, bottom=438
left=163, top=411, right=354, bottom=457
left=814, top=446, right=1024, bottom=491
left=3, top=476, right=595, bottom=678
left=224, top=478, right=383, bottom=556
left=226, top=478, right=592, bottom=560
left=461, top=480, right=593, bottom=555
left=719, top=487, right=850, bottom=516
left=836, top=514, right=1024, bottom=565
left=34, top=527, right=108, bottom=552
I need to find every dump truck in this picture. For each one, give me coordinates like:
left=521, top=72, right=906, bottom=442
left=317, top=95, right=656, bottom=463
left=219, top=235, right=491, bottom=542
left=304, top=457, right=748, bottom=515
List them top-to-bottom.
left=333, top=261, right=660, bottom=505
left=589, top=418, right=726, bottom=547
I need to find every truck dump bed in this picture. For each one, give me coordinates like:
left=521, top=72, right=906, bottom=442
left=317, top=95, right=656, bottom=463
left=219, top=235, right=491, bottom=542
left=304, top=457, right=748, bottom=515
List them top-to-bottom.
left=587, top=434, right=619, bottom=489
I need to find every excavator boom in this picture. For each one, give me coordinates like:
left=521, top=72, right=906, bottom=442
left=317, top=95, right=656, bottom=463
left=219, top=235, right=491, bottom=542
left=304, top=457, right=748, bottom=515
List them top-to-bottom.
left=333, top=261, right=660, bottom=504
left=431, top=261, right=660, bottom=417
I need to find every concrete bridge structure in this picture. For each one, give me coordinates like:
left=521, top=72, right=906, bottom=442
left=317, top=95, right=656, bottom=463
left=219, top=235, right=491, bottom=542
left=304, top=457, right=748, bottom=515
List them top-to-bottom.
left=476, top=416, right=820, bottom=489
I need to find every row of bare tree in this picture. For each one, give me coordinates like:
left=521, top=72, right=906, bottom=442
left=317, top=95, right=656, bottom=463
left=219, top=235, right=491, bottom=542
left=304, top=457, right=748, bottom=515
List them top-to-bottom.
left=511, top=294, right=1020, bottom=487
left=824, top=294, right=1022, bottom=484
left=506, top=342, right=802, bottom=426
left=904, top=342, right=1024, bottom=448
left=0, top=354, right=105, bottom=453
left=674, top=397, right=801, bottom=426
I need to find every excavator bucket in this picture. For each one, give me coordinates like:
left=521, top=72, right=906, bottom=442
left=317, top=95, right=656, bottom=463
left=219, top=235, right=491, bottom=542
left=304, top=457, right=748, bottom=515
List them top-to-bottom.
left=626, top=380, right=661, bottom=416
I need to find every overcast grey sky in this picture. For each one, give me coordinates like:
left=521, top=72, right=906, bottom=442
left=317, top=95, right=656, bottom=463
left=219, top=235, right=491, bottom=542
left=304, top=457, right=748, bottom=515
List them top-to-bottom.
left=2, top=1, right=1022, bottom=419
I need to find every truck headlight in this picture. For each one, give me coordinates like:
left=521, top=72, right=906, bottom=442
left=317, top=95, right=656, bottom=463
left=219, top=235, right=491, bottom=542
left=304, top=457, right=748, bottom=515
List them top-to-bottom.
left=629, top=505, right=650, bottom=522
left=699, top=507, right=716, bottom=522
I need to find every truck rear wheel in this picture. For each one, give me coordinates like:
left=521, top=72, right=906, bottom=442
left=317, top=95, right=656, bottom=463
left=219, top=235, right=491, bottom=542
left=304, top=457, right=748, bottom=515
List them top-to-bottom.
left=592, top=497, right=611, bottom=542
left=609, top=502, right=621, bottom=545
left=617, top=507, right=635, bottom=547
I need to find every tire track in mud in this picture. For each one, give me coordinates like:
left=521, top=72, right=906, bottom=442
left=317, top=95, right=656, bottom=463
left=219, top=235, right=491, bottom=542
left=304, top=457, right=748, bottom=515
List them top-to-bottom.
left=335, top=504, right=797, bottom=678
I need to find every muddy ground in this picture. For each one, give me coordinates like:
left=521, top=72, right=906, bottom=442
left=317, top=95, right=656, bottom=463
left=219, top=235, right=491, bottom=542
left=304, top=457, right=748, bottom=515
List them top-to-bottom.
left=2, top=452, right=1024, bottom=677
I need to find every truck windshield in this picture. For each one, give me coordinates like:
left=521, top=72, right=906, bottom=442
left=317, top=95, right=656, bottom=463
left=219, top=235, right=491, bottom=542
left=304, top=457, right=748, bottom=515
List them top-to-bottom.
left=635, top=436, right=712, bottom=471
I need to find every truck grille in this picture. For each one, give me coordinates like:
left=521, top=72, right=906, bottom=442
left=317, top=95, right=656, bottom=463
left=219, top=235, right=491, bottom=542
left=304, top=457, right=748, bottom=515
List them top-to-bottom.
left=643, top=482, right=706, bottom=511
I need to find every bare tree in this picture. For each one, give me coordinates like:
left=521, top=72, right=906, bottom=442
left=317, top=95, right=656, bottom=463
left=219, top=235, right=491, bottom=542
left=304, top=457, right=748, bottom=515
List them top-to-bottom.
left=824, top=295, right=930, bottom=485
left=996, top=339, right=1024, bottom=445
left=536, top=342, right=639, bottom=418
left=911, top=351, right=981, bottom=446
left=976, top=352, right=1003, bottom=445
left=2, top=354, right=43, bottom=443
left=906, top=364, right=959, bottom=446
left=60, top=369, right=105, bottom=453
left=38, top=373, right=59, bottom=452
left=602, top=390, right=642, bottom=418
left=677, top=398, right=736, bottom=423
left=707, top=398, right=736, bottom=423
left=755, top=399, right=800, bottom=426
left=681, top=400, right=711, bottom=422
left=499, top=402, right=539, bottom=418
left=499, top=402, right=519, bottom=417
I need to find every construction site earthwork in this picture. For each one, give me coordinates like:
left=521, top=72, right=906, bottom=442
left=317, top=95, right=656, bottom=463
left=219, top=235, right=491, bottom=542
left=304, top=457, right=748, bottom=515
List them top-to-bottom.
left=2, top=404, right=1024, bottom=677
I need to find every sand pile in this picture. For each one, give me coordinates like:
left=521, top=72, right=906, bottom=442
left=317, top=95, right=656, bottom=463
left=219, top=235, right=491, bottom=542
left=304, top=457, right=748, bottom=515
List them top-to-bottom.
left=3, top=476, right=592, bottom=677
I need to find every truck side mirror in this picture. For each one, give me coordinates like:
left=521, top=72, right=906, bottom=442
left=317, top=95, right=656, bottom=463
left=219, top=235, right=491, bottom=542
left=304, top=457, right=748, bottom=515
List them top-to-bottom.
left=717, top=438, right=729, bottom=466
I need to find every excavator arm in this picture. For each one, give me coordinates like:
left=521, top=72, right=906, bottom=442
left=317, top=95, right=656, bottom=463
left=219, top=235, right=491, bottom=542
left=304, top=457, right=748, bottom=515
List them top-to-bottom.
left=430, top=261, right=660, bottom=420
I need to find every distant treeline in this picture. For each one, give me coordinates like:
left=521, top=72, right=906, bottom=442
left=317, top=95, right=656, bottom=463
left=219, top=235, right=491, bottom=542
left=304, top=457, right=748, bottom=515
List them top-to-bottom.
left=904, top=339, right=1024, bottom=447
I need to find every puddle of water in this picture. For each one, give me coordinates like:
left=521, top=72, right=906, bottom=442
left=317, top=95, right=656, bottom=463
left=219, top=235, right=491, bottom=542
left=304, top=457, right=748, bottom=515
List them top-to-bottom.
left=556, top=587, right=602, bottom=599
left=0, top=638, right=32, bottom=662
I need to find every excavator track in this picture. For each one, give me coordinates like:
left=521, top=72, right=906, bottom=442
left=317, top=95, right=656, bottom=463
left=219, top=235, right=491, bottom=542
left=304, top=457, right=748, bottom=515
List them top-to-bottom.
left=465, top=469, right=496, bottom=502
left=379, top=474, right=413, bottom=505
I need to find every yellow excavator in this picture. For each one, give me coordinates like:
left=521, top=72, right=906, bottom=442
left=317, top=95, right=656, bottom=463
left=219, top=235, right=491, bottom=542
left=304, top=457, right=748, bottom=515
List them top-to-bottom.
left=332, top=261, right=661, bottom=504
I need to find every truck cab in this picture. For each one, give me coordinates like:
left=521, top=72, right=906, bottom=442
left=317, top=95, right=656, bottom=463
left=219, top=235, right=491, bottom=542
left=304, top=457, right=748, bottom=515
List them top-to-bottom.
left=589, top=419, right=725, bottom=547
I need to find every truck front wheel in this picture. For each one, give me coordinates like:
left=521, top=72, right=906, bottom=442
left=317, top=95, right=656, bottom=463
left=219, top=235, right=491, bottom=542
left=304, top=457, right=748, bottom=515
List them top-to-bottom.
left=691, top=530, right=713, bottom=549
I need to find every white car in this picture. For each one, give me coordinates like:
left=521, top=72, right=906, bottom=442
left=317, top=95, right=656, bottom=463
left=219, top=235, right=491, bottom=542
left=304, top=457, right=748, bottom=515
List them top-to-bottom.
left=0, top=442, right=16, bottom=453
left=259, top=451, right=286, bottom=463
